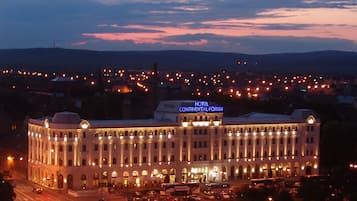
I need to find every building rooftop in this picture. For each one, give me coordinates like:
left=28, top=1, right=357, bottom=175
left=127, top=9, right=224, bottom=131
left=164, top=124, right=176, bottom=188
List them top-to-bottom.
left=28, top=100, right=319, bottom=129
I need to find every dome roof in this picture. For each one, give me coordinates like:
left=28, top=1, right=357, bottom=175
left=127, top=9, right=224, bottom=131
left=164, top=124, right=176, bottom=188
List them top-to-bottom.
left=52, top=112, right=81, bottom=124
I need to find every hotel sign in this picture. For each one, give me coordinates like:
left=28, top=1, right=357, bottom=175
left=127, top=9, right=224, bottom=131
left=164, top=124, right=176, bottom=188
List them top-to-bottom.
left=178, top=101, right=224, bottom=113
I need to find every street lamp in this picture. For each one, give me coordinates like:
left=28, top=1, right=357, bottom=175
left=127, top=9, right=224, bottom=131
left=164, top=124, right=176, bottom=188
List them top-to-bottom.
left=7, top=156, right=14, bottom=169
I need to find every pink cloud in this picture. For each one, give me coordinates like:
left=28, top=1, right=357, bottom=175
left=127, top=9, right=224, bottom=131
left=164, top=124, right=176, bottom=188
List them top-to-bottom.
left=83, top=6, right=357, bottom=46
left=71, top=41, right=88, bottom=46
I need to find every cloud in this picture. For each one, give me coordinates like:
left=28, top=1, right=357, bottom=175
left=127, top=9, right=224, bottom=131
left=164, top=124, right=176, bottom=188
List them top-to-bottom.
left=2, top=0, right=357, bottom=53
left=93, top=0, right=197, bottom=6
left=173, top=5, right=209, bottom=12
left=97, top=24, right=165, bottom=33
left=71, top=41, right=88, bottom=46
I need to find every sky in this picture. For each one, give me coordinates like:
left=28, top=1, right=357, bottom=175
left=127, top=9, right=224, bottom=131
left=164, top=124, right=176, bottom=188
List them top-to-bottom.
left=1, top=0, right=357, bottom=54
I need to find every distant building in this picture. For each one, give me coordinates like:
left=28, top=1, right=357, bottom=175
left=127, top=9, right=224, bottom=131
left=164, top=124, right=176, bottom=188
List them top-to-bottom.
left=28, top=100, right=320, bottom=190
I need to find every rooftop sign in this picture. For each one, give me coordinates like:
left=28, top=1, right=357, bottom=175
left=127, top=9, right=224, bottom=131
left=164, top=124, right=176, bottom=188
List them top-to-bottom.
left=178, top=101, right=224, bottom=113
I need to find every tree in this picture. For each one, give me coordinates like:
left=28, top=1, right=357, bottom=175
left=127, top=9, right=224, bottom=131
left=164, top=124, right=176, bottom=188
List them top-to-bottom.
left=0, top=173, right=16, bottom=201
left=298, top=177, right=329, bottom=201
left=274, top=190, right=293, bottom=201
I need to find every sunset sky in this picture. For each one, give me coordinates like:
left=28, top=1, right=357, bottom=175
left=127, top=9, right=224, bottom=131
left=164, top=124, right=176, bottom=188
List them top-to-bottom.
left=1, top=0, right=357, bottom=53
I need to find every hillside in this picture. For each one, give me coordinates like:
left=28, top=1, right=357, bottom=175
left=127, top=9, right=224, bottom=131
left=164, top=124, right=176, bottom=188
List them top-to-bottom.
left=0, top=48, right=357, bottom=74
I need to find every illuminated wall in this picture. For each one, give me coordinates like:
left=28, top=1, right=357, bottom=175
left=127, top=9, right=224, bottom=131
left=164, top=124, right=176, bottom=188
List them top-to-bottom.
left=28, top=101, right=320, bottom=190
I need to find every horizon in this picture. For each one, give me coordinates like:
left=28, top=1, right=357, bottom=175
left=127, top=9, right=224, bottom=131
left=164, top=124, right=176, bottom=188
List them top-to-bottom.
left=1, top=0, right=357, bottom=54
left=1, top=47, right=357, bottom=56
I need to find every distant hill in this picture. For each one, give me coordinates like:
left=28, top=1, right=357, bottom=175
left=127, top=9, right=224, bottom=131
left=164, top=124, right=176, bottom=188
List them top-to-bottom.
left=0, top=48, right=357, bottom=74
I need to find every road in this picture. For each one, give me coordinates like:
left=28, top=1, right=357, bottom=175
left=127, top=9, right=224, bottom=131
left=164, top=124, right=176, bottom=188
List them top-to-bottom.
left=13, top=177, right=127, bottom=201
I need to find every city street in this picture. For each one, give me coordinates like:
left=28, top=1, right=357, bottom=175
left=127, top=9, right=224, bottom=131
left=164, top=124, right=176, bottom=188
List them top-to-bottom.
left=14, top=179, right=128, bottom=201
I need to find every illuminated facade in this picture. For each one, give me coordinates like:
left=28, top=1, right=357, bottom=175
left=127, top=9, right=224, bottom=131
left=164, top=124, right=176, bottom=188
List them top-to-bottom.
left=28, top=100, right=320, bottom=190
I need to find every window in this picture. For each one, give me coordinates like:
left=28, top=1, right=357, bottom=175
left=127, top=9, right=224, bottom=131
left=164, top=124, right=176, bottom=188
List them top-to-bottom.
left=82, top=132, right=86, bottom=138
left=310, top=137, right=314, bottom=143
left=272, top=138, right=276, bottom=144
left=280, top=138, right=283, bottom=145
left=287, top=138, right=291, bottom=144
left=295, top=138, right=298, bottom=144
left=240, top=139, right=243, bottom=145
left=248, top=139, right=251, bottom=145
left=256, top=139, right=260, bottom=145
left=223, top=140, right=227, bottom=146
left=232, top=140, right=235, bottom=146
left=183, top=141, right=187, bottom=148
left=194, top=141, right=197, bottom=148
left=154, top=142, right=158, bottom=149
left=162, top=142, right=166, bottom=149
left=171, top=142, right=175, bottom=148
left=125, top=143, right=129, bottom=150
left=143, top=143, right=147, bottom=149
left=94, top=144, right=99, bottom=151
left=103, top=144, right=108, bottom=151
left=59, top=145, right=63, bottom=152
left=68, top=145, right=73, bottom=152
left=82, top=145, right=87, bottom=152
left=264, top=151, right=267, bottom=157
left=239, top=152, right=243, bottom=159
left=256, top=152, right=259, bottom=158
left=223, top=153, right=227, bottom=159
left=214, top=154, right=218, bottom=160
left=162, top=155, right=166, bottom=162
left=171, top=155, right=175, bottom=162
left=183, top=155, right=186, bottom=161
left=194, top=155, right=197, bottom=161
left=142, top=156, right=147, bottom=163
left=154, top=156, right=158, bottom=163
left=124, top=157, right=128, bottom=164
left=134, top=157, right=138, bottom=164
left=103, top=158, right=108, bottom=165
left=112, top=158, right=117, bottom=165
left=59, top=159, right=63, bottom=166
left=82, top=159, right=86, bottom=166
left=68, top=160, right=73, bottom=166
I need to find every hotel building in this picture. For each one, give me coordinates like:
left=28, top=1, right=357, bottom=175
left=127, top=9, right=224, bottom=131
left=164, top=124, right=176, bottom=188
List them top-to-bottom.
left=28, top=100, right=319, bottom=190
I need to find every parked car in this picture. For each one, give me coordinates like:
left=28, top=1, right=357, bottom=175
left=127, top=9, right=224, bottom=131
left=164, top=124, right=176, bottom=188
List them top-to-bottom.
left=32, top=186, right=43, bottom=194
left=203, top=191, right=215, bottom=200
left=220, top=191, right=230, bottom=199
left=188, top=194, right=201, bottom=201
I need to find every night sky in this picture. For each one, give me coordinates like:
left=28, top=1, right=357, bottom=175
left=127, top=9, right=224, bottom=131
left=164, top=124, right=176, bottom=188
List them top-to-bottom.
left=1, top=0, right=357, bottom=53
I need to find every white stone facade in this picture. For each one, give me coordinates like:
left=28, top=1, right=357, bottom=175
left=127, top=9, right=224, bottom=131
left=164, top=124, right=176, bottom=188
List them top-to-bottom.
left=28, top=100, right=320, bottom=190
